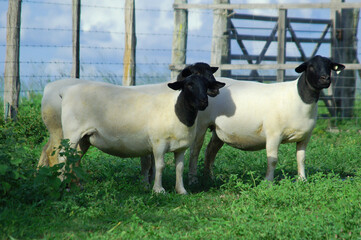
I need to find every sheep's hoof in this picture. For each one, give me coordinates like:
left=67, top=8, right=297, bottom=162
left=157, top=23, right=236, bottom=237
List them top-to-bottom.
left=297, top=176, right=307, bottom=182
left=152, top=186, right=166, bottom=194
left=176, top=188, right=188, bottom=195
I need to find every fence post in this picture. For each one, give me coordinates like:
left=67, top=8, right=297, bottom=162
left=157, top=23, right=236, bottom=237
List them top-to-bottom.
left=4, top=0, right=22, bottom=121
left=71, top=0, right=81, bottom=78
left=123, top=0, right=136, bottom=86
left=171, top=0, right=188, bottom=81
left=211, top=0, right=230, bottom=77
left=330, top=0, right=342, bottom=115
left=277, top=8, right=287, bottom=82
left=334, top=8, right=359, bottom=118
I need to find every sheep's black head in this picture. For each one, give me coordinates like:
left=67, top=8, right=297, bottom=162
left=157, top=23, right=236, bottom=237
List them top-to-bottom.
left=295, top=55, right=345, bottom=90
left=177, top=62, right=224, bottom=97
left=169, top=75, right=213, bottom=111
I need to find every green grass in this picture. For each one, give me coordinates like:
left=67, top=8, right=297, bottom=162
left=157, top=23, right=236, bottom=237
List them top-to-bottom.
left=0, top=95, right=361, bottom=239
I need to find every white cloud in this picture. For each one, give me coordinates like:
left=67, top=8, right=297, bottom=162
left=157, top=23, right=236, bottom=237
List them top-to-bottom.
left=20, top=3, right=71, bottom=44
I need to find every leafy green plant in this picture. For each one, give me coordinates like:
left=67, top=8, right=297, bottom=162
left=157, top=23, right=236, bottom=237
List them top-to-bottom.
left=0, top=126, right=28, bottom=195
left=56, top=139, right=89, bottom=188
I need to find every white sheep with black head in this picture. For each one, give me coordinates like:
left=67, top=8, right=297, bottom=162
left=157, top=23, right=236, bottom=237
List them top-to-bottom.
left=188, top=55, right=345, bottom=184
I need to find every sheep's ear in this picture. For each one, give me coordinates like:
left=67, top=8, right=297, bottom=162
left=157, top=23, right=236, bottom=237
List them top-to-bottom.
left=295, top=62, right=308, bottom=73
left=331, top=62, right=345, bottom=74
left=177, top=67, right=192, bottom=81
left=211, top=67, right=219, bottom=73
left=168, top=81, right=184, bottom=90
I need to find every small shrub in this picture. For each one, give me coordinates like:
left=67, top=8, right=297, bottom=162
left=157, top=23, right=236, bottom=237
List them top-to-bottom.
left=0, top=126, right=28, bottom=195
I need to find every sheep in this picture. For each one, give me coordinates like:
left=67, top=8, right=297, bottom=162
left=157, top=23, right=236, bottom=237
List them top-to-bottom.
left=188, top=55, right=345, bottom=184
left=38, top=62, right=220, bottom=170
left=57, top=75, right=224, bottom=194
left=38, top=78, right=91, bottom=168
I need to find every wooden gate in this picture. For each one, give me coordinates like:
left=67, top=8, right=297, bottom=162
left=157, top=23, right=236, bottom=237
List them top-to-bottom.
left=171, top=1, right=361, bottom=119
left=229, top=13, right=332, bottom=82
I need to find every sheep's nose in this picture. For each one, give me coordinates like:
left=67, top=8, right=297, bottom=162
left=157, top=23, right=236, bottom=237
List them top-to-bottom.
left=320, top=75, right=330, bottom=83
left=207, top=88, right=220, bottom=97
left=199, top=99, right=208, bottom=110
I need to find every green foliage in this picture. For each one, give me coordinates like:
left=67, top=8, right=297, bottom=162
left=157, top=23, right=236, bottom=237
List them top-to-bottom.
left=0, top=94, right=361, bottom=239
left=0, top=94, right=47, bottom=146
left=0, top=127, right=27, bottom=195
left=0, top=133, right=87, bottom=204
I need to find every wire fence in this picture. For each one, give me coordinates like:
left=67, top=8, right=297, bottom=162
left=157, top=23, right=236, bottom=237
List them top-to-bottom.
left=0, top=0, right=360, bottom=125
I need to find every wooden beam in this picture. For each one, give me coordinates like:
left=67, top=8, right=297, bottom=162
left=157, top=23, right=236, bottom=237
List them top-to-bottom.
left=4, top=0, right=21, bottom=121
left=71, top=0, right=81, bottom=78
left=123, top=0, right=136, bottom=86
left=170, top=0, right=188, bottom=80
left=211, top=0, right=230, bottom=77
left=174, top=2, right=361, bottom=10
left=277, top=9, right=287, bottom=82
left=231, top=13, right=331, bottom=24
left=229, top=21, right=253, bottom=65
left=287, top=22, right=307, bottom=61
left=256, top=23, right=278, bottom=64
left=311, top=23, right=331, bottom=57
left=230, top=34, right=331, bottom=43
left=230, top=55, right=305, bottom=62
left=171, top=63, right=361, bottom=71
left=230, top=75, right=298, bottom=82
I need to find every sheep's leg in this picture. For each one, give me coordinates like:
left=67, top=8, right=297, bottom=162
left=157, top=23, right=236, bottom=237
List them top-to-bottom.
left=188, top=127, right=207, bottom=185
left=38, top=128, right=63, bottom=168
left=58, top=131, right=82, bottom=181
left=204, top=131, right=224, bottom=179
left=296, top=135, right=311, bottom=181
left=265, top=136, right=281, bottom=181
left=38, top=140, right=51, bottom=167
left=152, top=148, right=166, bottom=194
left=174, top=150, right=187, bottom=194
left=140, top=155, right=154, bottom=188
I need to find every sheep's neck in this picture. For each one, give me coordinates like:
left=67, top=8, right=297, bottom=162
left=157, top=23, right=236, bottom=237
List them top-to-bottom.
left=297, top=73, right=320, bottom=104
left=174, top=92, right=198, bottom=127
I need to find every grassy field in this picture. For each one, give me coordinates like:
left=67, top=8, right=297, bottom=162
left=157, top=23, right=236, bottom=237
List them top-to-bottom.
left=0, top=95, right=361, bottom=239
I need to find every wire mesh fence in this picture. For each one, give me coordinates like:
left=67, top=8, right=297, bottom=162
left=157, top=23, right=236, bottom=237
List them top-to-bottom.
left=0, top=0, right=360, bottom=125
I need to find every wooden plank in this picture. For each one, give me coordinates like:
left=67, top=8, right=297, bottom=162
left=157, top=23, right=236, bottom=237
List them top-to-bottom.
left=4, top=0, right=21, bottom=121
left=71, top=0, right=81, bottom=78
left=123, top=0, right=136, bottom=86
left=170, top=0, right=188, bottom=80
left=211, top=0, right=230, bottom=77
left=330, top=0, right=342, bottom=114
left=174, top=2, right=361, bottom=10
left=277, top=9, right=287, bottom=82
left=231, top=13, right=331, bottom=24
left=288, top=17, right=331, bottom=25
left=230, top=20, right=260, bottom=78
left=229, top=21, right=253, bottom=65
left=286, top=22, right=307, bottom=61
left=256, top=23, right=278, bottom=64
left=311, top=23, right=331, bottom=57
left=230, top=34, right=331, bottom=43
left=230, top=55, right=305, bottom=62
left=171, top=63, right=361, bottom=71
left=230, top=75, right=298, bottom=81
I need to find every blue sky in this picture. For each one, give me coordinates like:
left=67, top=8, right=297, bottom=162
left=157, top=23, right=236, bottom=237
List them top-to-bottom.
left=0, top=0, right=360, bottom=91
